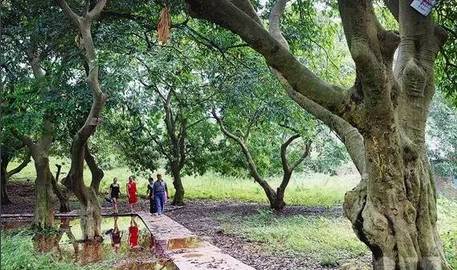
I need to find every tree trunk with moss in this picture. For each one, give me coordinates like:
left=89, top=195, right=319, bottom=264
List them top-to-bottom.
left=188, top=0, right=450, bottom=267
left=33, top=157, right=54, bottom=229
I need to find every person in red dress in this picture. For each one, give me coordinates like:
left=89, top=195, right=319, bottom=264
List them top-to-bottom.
left=126, top=176, right=138, bottom=212
left=128, top=216, right=139, bottom=249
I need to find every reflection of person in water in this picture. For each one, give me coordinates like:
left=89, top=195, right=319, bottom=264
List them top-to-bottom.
left=105, top=216, right=123, bottom=253
left=128, top=216, right=139, bottom=249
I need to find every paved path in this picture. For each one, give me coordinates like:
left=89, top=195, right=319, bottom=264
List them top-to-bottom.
left=136, top=211, right=255, bottom=270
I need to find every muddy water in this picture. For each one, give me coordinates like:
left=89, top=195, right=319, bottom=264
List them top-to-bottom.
left=29, top=216, right=172, bottom=269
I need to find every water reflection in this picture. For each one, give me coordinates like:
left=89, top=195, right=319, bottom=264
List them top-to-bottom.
left=31, top=216, right=154, bottom=267
left=105, top=216, right=122, bottom=253
left=129, top=216, right=140, bottom=249
left=56, top=218, right=79, bottom=261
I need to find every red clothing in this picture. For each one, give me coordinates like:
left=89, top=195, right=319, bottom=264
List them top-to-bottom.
left=127, top=181, right=138, bottom=204
left=129, top=225, right=139, bottom=247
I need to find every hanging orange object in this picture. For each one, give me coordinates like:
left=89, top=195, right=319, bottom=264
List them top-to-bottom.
left=157, top=6, right=171, bottom=44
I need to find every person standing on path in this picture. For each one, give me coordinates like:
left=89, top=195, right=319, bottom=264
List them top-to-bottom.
left=152, top=174, right=169, bottom=215
left=126, top=176, right=138, bottom=212
left=147, top=176, right=156, bottom=214
left=109, top=177, right=120, bottom=214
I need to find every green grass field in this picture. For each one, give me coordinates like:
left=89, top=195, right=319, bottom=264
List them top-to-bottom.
left=6, top=158, right=457, bottom=268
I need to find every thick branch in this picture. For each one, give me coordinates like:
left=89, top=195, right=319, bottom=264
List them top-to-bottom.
left=87, top=0, right=107, bottom=20
left=266, top=0, right=366, bottom=175
left=269, top=0, right=290, bottom=50
left=84, top=144, right=104, bottom=193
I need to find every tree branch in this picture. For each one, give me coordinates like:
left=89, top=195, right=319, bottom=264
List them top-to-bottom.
left=55, top=0, right=81, bottom=27
left=87, top=0, right=107, bottom=20
left=187, top=0, right=351, bottom=117
left=211, top=109, right=264, bottom=184
left=280, top=134, right=300, bottom=173
left=6, top=150, right=31, bottom=178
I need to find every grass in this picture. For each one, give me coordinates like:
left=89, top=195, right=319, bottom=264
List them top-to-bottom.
left=437, top=197, right=457, bottom=268
left=218, top=209, right=369, bottom=267
left=0, top=230, right=110, bottom=270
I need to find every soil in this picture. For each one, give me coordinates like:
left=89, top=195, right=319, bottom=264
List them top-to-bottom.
left=1, top=181, right=367, bottom=270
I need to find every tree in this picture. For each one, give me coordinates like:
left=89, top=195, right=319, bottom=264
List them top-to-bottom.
left=1, top=0, right=75, bottom=223
left=57, top=0, right=108, bottom=241
left=186, top=0, right=450, bottom=268
left=105, top=42, right=217, bottom=205
left=212, top=110, right=311, bottom=210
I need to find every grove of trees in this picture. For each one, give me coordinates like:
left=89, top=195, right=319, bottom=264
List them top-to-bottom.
left=1, top=0, right=456, bottom=269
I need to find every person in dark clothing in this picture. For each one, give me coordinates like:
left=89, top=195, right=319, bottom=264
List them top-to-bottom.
left=152, top=174, right=169, bottom=215
left=109, top=177, right=120, bottom=213
left=147, top=177, right=156, bottom=214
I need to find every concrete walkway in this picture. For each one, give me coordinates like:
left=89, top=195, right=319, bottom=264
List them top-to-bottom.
left=136, top=211, right=255, bottom=270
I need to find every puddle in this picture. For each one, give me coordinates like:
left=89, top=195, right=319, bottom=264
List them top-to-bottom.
left=25, top=216, right=174, bottom=269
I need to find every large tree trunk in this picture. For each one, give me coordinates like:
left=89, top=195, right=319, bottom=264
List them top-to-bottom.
left=340, top=1, right=450, bottom=268
left=85, top=144, right=104, bottom=194
left=65, top=145, right=102, bottom=240
left=33, top=157, right=54, bottom=229
left=170, top=163, right=184, bottom=206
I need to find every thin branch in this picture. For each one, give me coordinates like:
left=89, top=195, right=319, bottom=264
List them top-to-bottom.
left=56, top=0, right=81, bottom=27
left=280, top=134, right=300, bottom=173
left=290, top=140, right=311, bottom=170
left=7, top=150, right=31, bottom=178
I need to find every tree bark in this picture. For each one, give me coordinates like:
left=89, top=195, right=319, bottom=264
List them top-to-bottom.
left=57, top=0, right=107, bottom=241
left=85, top=144, right=104, bottom=194
left=33, top=157, right=54, bottom=229
left=170, top=162, right=185, bottom=205
left=50, top=173, right=70, bottom=213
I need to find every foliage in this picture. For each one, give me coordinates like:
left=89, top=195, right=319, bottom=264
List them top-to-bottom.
left=435, top=1, right=457, bottom=106
left=427, top=92, right=457, bottom=177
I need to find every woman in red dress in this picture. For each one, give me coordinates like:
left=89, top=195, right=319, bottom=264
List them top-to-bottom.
left=126, top=176, right=138, bottom=212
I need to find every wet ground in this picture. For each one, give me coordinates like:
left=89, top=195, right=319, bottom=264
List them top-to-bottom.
left=1, top=182, right=358, bottom=269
